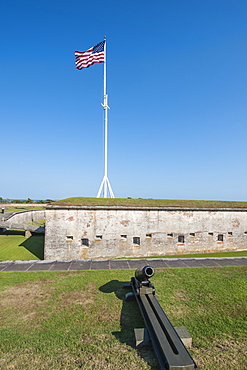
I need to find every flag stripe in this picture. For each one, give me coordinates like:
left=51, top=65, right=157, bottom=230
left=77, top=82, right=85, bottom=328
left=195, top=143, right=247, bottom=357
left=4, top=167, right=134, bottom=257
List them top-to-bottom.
left=74, top=41, right=105, bottom=70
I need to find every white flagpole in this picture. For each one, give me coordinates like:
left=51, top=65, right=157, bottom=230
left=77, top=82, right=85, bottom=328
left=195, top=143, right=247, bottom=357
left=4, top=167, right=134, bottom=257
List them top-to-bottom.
left=97, top=37, right=115, bottom=198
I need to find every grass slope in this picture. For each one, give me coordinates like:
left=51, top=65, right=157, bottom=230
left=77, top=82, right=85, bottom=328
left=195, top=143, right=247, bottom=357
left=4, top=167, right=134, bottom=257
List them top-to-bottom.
left=54, top=197, right=247, bottom=208
left=2, top=206, right=44, bottom=213
left=0, top=267, right=246, bottom=370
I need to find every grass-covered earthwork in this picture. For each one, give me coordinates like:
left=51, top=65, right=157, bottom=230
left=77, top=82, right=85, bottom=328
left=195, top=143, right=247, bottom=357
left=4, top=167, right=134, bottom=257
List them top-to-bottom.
left=53, top=197, right=247, bottom=208
left=2, top=206, right=44, bottom=213
left=25, top=219, right=46, bottom=227
left=0, top=267, right=246, bottom=369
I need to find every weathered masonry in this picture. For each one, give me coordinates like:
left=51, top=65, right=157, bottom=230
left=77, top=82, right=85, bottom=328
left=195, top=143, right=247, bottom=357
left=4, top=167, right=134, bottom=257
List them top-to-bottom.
left=44, top=205, right=247, bottom=260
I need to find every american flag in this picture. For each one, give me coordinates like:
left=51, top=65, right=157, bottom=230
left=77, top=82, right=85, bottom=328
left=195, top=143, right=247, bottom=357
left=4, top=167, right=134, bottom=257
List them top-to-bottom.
left=74, top=41, right=105, bottom=70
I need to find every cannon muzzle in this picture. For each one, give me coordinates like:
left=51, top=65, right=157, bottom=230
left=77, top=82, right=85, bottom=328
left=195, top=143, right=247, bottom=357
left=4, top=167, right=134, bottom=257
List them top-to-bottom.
left=135, top=265, right=154, bottom=282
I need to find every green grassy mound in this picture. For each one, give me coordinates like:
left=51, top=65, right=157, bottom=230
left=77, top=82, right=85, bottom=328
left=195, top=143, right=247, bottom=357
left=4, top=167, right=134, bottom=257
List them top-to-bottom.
left=53, top=197, right=247, bottom=208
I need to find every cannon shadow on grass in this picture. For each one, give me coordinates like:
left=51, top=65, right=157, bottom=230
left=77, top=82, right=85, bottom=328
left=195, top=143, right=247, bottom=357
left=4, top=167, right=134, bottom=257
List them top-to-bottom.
left=99, top=280, right=159, bottom=370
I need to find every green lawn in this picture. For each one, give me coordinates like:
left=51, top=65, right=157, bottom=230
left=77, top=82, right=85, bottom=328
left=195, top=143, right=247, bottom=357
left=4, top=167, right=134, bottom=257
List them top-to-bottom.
left=53, top=197, right=247, bottom=208
left=2, top=206, right=44, bottom=213
left=25, top=219, right=46, bottom=227
left=0, top=230, right=44, bottom=260
left=0, top=267, right=246, bottom=369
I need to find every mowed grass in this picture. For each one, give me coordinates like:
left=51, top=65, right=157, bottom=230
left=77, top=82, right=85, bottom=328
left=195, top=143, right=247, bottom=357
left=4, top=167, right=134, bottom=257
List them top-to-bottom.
left=53, top=197, right=247, bottom=208
left=2, top=206, right=44, bottom=212
left=25, top=219, right=46, bottom=227
left=0, top=230, right=44, bottom=260
left=0, top=267, right=246, bottom=370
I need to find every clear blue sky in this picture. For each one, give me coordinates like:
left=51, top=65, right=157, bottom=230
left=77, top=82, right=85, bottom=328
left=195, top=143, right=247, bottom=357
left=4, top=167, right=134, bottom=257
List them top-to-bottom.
left=1, top=0, right=247, bottom=201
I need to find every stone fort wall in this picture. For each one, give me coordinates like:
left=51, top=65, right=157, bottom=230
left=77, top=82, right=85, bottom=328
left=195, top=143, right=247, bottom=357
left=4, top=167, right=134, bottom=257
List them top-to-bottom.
left=44, top=206, right=247, bottom=260
left=4, top=210, right=46, bottom=225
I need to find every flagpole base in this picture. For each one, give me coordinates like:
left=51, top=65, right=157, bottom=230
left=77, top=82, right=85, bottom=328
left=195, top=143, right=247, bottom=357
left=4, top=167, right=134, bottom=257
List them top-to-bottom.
left=97, top=176, right=115, bottom=198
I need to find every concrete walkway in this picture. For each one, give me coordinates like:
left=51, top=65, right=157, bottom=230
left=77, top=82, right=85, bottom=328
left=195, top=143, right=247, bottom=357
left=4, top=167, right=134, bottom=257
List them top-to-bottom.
left=1, top=211, right=15, bottom=222
left=0, top=257, right=246, bottom=272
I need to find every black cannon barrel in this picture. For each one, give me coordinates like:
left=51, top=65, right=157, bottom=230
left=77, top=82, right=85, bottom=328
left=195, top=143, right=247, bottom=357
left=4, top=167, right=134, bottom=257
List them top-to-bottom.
left=128, top=265, right=199, bottom=369
left=135, top=265, right=154, bottom=282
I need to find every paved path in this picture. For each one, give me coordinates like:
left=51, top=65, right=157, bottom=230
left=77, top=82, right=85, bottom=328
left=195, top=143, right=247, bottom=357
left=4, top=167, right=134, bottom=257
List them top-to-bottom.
left=1, top=212, right=15, bottom=222
left=0, top=257, right=246, bottom=272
